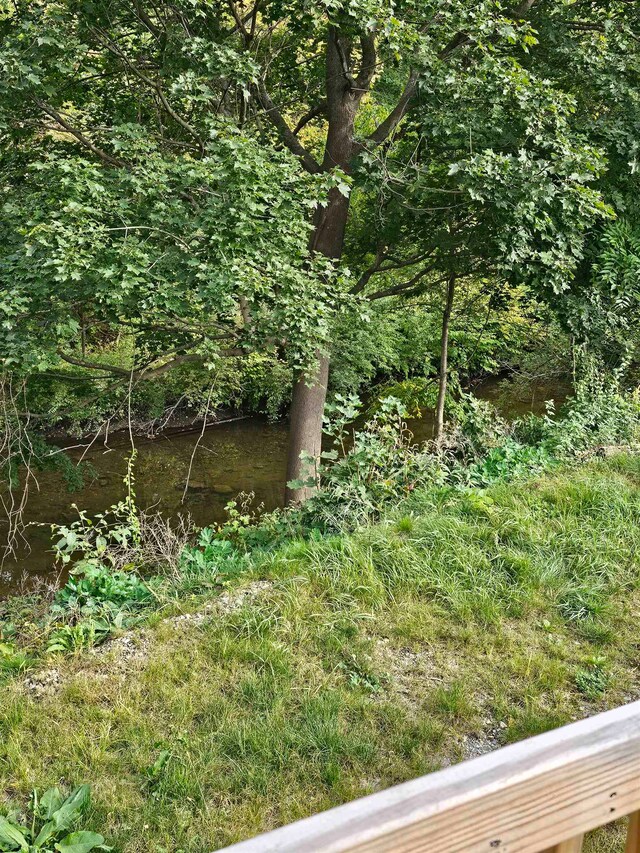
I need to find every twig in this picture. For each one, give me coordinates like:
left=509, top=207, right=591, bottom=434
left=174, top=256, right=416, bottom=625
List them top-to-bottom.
left=181, top=385, right=215, bottom=504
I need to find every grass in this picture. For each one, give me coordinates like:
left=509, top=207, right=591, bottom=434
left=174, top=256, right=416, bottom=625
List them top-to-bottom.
left=2, top=455, right=640, bottom=851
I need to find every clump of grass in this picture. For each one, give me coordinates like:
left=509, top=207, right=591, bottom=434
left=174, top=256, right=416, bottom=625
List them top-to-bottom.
left=394, top=516, right=415, bottom=535
left=575, top=618, right=614, bottom=646
left=575, top=656, right=610, bottom=699
left=430, top=682, right=473, bottom=722
left=504, top=707, right=571, bottom=744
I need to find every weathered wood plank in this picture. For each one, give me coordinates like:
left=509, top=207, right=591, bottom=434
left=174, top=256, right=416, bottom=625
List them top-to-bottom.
left=218, top=701, right=640, bottom=853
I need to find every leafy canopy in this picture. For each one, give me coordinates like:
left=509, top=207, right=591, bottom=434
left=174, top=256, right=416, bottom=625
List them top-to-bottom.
left=0, top=0, right=638, bottom=381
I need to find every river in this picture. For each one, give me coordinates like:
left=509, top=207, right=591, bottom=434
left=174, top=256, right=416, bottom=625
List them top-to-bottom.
left=0, top=377, right=568, bottom=597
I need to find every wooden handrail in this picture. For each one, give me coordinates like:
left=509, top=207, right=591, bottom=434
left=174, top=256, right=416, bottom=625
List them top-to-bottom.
left=218, top=700, right=640, bottom=853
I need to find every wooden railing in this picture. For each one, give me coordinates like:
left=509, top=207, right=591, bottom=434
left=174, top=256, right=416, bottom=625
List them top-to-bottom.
left=219, top=700, right=640, bottom=853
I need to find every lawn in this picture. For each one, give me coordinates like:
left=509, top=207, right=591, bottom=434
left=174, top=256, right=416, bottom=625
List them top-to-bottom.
left=2, top=455, right=640, bottom=851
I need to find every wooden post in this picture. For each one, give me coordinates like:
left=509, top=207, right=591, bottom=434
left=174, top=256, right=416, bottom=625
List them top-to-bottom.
left=627, top=812, right=640, bottom=853
left=552, top=835, right=584, bottom=853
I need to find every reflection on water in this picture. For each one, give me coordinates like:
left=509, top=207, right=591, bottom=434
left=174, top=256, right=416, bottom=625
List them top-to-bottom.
left=0, top=377, right=568, bottom=597
left=1, top=418, right=289, bottom=596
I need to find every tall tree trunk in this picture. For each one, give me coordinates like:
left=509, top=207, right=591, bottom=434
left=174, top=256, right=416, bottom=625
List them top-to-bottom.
left=285, top=27, right=361, bottom=505
left=284, top=190, right=351, bottom=504
left=434, top=272, right=456, bottom=442
left=285, top=353, right=330, bottom=504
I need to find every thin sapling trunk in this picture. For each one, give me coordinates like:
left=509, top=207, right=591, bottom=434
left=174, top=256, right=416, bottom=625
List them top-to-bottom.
left=434, top=272, right=456, bottom=442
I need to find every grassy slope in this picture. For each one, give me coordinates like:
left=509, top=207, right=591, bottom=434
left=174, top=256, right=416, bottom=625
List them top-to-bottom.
left=2, top=456, right=640, bottom=851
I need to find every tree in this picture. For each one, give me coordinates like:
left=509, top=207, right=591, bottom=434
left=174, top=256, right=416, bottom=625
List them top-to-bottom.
left=0, top=0, right=638, bottom=504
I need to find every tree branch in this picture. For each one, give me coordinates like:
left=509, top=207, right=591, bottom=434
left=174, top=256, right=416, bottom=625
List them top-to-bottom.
left=227, top=0, right=250, bottom=42
left=133, top=1, right=164, bottom=40
left=226, top=1, right=261, bottom=39
left=249, top=1, right=260, bottom=38
left=567, top=20, right=640, bottom=42
left=334, top=31, right=356, bottom=87
left=354, top=33, right=377, bottom=92
left=356, top=68, right=419, bottom=151
left=256, top=81, right=322, bottom=173
left=33, top=99, right=125, bottom=168
left=292, top=100, right=327, bottom=135
left=351, top=244, right=388, bottom=294
left=351, top=248, right=437, bottom=294
left=368, top=270, right=446, bottom=301
left=56, top=350, right=248, bottom=382
left=57, top=351, right=130, bottom=375
left=138, top=353, right=204, bottom=379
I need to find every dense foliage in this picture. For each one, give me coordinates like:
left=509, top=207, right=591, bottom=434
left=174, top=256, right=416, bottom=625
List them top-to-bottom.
left=1, top=0, right=639, bottom=495
left=2, top=364, right=638, bottom=670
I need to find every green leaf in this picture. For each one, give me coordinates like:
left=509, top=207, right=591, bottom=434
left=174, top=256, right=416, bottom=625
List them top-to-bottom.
left=320, top=450, right=338, bottom=461
left=286, top=478, right=317, bottom=490
left=34, top=785, right=91, bottom=847
left=40, top=787, right=64, bottom=820
left=0, top=816, right=28, bottom=853
left=55, top=830, right=108, bottom=853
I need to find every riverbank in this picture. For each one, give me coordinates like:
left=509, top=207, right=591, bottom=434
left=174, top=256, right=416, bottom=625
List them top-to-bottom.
left=1, top=373, right=570, bottom=595
left=1, top=455, right=639, bottom=852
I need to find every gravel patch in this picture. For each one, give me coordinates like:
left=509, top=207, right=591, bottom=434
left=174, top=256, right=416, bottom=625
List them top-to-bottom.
left=22, top=580, right=273, bottom=697
left=23, top=668, right=62, bottom=698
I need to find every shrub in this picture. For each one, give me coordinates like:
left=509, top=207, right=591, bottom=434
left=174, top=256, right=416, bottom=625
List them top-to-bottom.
left=514, top=357, right=640, bottom=458
left=288, top=361, right=640, bottom=532
left=291, top=394, right=447, bottom=530
left=463, top=440, right=553, bottom=487
left=180, top=527, right=246, bottom=580
left=53, top=563, right=152, bottom=614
